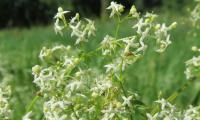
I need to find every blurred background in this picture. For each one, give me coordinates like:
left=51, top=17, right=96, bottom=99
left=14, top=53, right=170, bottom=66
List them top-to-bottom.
left=0, top=0, right=200, bottom=119
left=0, top=0, right=192, bottom=28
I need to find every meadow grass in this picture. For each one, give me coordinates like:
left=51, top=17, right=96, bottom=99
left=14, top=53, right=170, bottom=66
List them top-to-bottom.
left=0, top=13, right=200, bottom=119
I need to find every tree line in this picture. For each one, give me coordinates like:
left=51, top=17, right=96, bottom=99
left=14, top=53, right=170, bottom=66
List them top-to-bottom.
left=0, top=0, right=189, bottom=28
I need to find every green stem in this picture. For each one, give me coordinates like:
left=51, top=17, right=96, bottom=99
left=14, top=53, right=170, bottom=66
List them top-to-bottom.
left=115, top=15, right=121, bottom=38
left=117, top=58, right=133, bottom=120
left=151, top=78, right=195, bottom=114
left=167, top=79, right=193, bottom=102
left=119, top=81, right=127, bottom=97
left=192, top=90, right=200, bottom=106
left=26, top=95, right=40, bottom=112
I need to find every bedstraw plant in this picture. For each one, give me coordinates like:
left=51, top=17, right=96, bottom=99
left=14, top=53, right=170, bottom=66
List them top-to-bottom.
left=19, top=1, right=200, bottom=120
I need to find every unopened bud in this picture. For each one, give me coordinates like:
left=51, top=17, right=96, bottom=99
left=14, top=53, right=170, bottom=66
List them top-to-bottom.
left=169, top=22, right=177, bottom=29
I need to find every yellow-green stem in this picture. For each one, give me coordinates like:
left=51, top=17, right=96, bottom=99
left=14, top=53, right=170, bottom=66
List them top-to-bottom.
left=115, top=15, right=121, bottom=38
left=151, top=78, right=195, bottom=115
left=26, top=95, right=40, bottom=112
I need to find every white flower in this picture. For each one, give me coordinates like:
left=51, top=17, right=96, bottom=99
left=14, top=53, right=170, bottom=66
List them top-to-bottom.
left=107, top=1, right=124, bottom=18
left=191, top=2, right=200, bottom=25
left=129, top=5, right=139, bottom=18
left=53, top=7, right=70, bottom=36
left=54, top=7, right=69, bottom=19
left=144, top=12, right=158, bottom=23
left=70, top=13, right=80, bottom=24
left=69, top=16, right=95, bottom=45
left=133, top=18, right=148, bottom=34
left=54, top=19, right=64, bottom=36
left=85, top=19, right=96, bottom=37
left=70, top=21, right=82, bottom=37
left=70, top=21, right=88, bottom=45
left=154, top=22, right=175, bottom=53
left=135, top=28, right=149, bottom=53
left=101, top=35, right=116, bottom=55
left=101, top=35, right=115, bottom=48
left=155, top=35, right=171, bottom=53
left=123, top=36, right=136, bottom=54
left=51, top=45, right=69, bottom=52
left=39, top=47, right=52, bottom=61
left=63, top=56, right=79, bottom=69
left=63, top=56, right=74, bottom=67
left=185, top=56, right=200, bottom=79
left=186, top=56, right=200, bottom=67
left=104, top=63, right=118, bottom=73
left=33, top=67, right=56, bottom=91
left=75, top=68, right=91, bottom=79
left=184, top=68, right=193, bottom=80
left=90, top=77, right=113, bottom=95
left=66, top=81, right=82, bottom=91
left=0, top=84, right=11, bottom=119
left=122, top=95, right=133, bottom=107
left=43, top=98, right=68, bottom=120
left=155, top=98, right=175, bottom=110
left=101, top=104, right=115, bottom=120
left=183, top=105, right=200, bottom=120
left=87, top=106, right=95, bottom=113
left=22, top=111, right=32, bottom=120
left=146, top=113, right=158, bottom=120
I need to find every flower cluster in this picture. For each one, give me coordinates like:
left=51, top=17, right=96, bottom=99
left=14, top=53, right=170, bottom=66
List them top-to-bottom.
left=191, top=0, right=200, bottom=25
left=27, top=1, right=177, bottom=120
left=106, top=1, right=124, bottom=18
left=102, top=3, right=176, bottom=78
left=54, top=7, right=69, bottom=36
left=54, top=8, right=96, bottom=45
left=70, top=17, right=96, bottom=44
left=154, top=22, right=177, bottom=53
left=185, top=46, right=200, bottom=79
left=0, top=56, right=12, bottom=120
left=0, top=83, right=11, bottom=119
left=147, top=98, right=200, bottom=120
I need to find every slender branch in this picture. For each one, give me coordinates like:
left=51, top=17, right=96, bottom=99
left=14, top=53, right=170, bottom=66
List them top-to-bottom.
left=115, top=15, right=121, bottom=38
left=151, top=78, right=195, bottom=114
left=167, top=78, right=194, bottom=102
left=26, top=95, right=40, bottom=112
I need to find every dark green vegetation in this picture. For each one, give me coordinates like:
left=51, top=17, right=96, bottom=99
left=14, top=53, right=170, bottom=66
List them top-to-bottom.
left=0, top=0, right=191, bottom=28
left=0, top=13, right=200, bottom=119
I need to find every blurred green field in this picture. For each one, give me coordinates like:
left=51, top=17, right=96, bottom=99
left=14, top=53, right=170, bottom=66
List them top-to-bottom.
left=0, top=13, right=200, bottom=119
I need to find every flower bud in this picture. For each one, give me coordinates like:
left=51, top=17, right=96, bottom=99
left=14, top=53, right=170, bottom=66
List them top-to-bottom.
left=119, top=5, right=124, bottom=13
left=130, top=5, right=137, bottom=15
left=58, top=7, right=64, bottom=13
left=145, top=18, right=151, bottom=23
left=169, top=22, right=177, bottom=29
left=155, top=24, right=161, bottom=30
left=66, top=45, right=71, bottom=51
left=191, top=46, right=198, bottom=51
left=74, top=58, right=80, bottom=64
left=32, top=65, right=41, bottom=75
left=92, top=92, right=98, bottom=98
left=116, top=102, right=122, bottom=108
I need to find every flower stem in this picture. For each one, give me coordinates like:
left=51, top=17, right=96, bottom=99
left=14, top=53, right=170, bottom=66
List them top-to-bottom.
left=115, top=15, right=121, bottom=38
left=117, top=58, right=133, bottom=120
left=151, top=78, right=195, bottom=114
left=167, top=78, right=194, bottom=102
left=26, top=95, right=40, bottom=112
